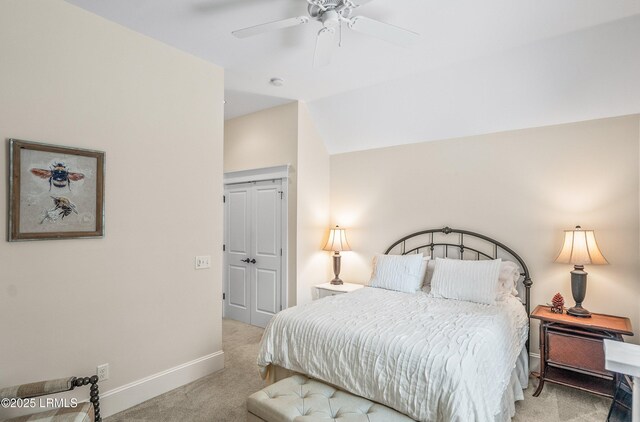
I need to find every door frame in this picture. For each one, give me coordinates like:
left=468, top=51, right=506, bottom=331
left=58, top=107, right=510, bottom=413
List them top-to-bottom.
left=223, top=165, right=290, bottom=318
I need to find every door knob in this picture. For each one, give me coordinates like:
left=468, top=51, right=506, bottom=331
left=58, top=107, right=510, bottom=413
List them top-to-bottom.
left=241, top=258, right=250, bottom=263
left=250, top=259, right=257, bottom=264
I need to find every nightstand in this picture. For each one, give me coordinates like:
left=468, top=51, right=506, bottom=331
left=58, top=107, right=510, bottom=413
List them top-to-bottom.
left=315, top=282, right=365, bottom=299
left=531, top=305, right=634, bottom=398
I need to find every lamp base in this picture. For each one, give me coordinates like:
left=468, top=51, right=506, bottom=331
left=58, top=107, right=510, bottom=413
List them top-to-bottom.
left=330, top=252, right=343, bottom=285
left=568, top=265, right=592, bottom=318
left=567, top=305, right=592, bottom=318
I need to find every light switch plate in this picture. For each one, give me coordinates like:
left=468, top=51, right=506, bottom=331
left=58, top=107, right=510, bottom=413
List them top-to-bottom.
left=195, top=255, right=211, bottom=269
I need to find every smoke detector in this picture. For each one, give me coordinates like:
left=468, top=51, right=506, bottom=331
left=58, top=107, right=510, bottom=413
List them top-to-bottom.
left=269, top=77, right=285, bottom=87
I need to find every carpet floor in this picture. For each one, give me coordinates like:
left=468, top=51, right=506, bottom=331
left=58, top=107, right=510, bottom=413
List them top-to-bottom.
left=105, top=319, right=611, bottom=421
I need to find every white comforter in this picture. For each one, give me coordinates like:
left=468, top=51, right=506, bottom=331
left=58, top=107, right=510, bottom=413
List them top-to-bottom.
left=257, top=287, right=528, bottom=422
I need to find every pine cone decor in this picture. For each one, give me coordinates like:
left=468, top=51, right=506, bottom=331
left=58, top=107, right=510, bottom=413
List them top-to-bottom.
left=551, top=293, right=564, bottom=314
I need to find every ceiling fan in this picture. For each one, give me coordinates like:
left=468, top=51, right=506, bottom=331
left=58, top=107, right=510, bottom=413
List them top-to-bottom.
left=231, top=0, right=420, bottom=67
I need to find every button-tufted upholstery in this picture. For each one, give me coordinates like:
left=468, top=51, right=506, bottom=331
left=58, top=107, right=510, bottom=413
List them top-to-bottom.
left=247, top=375, right=414, bottom=422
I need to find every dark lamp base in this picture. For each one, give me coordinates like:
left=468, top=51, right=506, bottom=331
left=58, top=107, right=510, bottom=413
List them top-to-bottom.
left=330, top=252, right=343, bottom=285
left=568, top=265, right=592, bottom=318
left=567, top=306, right=592, bottom=318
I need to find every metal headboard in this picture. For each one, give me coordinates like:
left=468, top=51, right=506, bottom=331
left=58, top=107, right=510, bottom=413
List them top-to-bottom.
left=384, top=226, right=533, bottom=319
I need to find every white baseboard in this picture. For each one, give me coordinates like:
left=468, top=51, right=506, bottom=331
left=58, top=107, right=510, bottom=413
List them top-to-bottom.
left=100, top=350, right=224, bottom=418
left=529, top=352, right=540, bottom=374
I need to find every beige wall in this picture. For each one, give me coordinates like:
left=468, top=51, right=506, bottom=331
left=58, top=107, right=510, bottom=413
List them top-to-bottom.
left=0, top=0, right=224, bottom=414
left=224, top=102, right=298, bottom=173
left=224, top=103, right=299, bottom=305
left=296, top=103, right=331, bottom=305
left=331, top=115, right=640, bottom=352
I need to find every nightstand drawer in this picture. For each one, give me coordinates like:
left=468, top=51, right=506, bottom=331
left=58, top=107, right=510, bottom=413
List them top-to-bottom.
left=314, top=283, right=365, bottom=300
left=317, top=289, right=341, bottom=299
left=548, top=332, right=609, bottom=376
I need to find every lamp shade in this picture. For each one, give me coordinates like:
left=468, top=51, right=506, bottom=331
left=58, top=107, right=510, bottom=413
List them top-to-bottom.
left=323, top=226, right=351, bottom=252
left=555, top=226, right=608, bottom=266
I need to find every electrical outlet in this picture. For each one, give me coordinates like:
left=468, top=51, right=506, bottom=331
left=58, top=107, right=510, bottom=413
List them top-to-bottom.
left=195, top=255, right=211, bottom=270
left=97, top=364, right=109, bottom=382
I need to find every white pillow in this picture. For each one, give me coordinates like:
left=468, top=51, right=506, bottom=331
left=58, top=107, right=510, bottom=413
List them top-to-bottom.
left=369, top=254, right=425, bottom=293
left=418, top=255, right=431, bottom=287
left=431, top=258, right=502, bottom=305
left=421, top=259, right=437, bottom=292
left=423, top=259, right=520, bottom=298
left=497, top=260, right=521, bottom=301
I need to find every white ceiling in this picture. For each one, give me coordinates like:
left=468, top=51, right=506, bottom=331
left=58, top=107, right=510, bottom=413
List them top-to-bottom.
left=66, top=0, right=640, bottom=153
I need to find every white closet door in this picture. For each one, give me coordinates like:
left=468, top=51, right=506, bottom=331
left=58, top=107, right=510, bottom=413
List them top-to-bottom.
left=224, top=179, right=282, bottom=328
left=250, top=180, right=282, bottom=328
left=224, top=184, right=252, bottom=324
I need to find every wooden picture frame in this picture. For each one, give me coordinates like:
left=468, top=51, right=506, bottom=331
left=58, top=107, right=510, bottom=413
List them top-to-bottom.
left=8, top=139, right=105, bottom=241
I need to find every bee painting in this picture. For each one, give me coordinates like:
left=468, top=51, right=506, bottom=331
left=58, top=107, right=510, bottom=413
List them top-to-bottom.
left=9, top=139, right=105, bottom=241
left=30, top=162, right=85, bottom=190
left=41, top=196, right=78, bottom=224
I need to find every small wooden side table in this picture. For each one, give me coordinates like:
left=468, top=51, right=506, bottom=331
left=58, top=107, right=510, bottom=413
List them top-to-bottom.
left=531, top=305, right=634, bottom=398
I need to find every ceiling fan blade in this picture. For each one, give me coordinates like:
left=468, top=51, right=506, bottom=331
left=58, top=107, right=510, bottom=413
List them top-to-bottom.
left=193, top=0, right=262, bottom=13
left=347, top=0, right=374, bottom=6
left=232, top=16, right=309, bottom=38
left=349, top=16, right=419, bottom=46
left=313, top=26, right=338, bottom=68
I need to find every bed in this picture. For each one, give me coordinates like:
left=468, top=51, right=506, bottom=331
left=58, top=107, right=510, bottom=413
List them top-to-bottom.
left=257, top=227, right=533, bottom=422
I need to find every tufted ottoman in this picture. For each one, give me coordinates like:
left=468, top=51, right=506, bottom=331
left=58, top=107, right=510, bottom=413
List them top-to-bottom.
left=247, top=375, right=414, bottom=422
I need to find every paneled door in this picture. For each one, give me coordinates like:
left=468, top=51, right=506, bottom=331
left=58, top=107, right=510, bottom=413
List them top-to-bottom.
left=224, top=180, right=282, bottom=328
left=224, top=184, right=252, bottom=324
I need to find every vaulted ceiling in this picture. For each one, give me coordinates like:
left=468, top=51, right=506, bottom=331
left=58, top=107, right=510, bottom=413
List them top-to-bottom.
left=66, top=0, right=640, bottom=153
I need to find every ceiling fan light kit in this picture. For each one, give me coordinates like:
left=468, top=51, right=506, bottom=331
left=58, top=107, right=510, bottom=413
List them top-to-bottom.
left=232, top=0, right=419, bottom=67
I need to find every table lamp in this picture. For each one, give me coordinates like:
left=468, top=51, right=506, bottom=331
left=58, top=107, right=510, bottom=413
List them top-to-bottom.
left=323, top=226, right=351, bottom=285
left=554, top=226, right=608, bottom=317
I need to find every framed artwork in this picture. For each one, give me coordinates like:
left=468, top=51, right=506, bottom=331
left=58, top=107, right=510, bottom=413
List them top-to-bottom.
left=8, top=139, right=105, bottom=241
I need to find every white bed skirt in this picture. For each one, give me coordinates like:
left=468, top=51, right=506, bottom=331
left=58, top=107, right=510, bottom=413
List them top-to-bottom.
left=266, top=346, right=530, bottom=422
left=495, top=347, right=529, bottom=422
